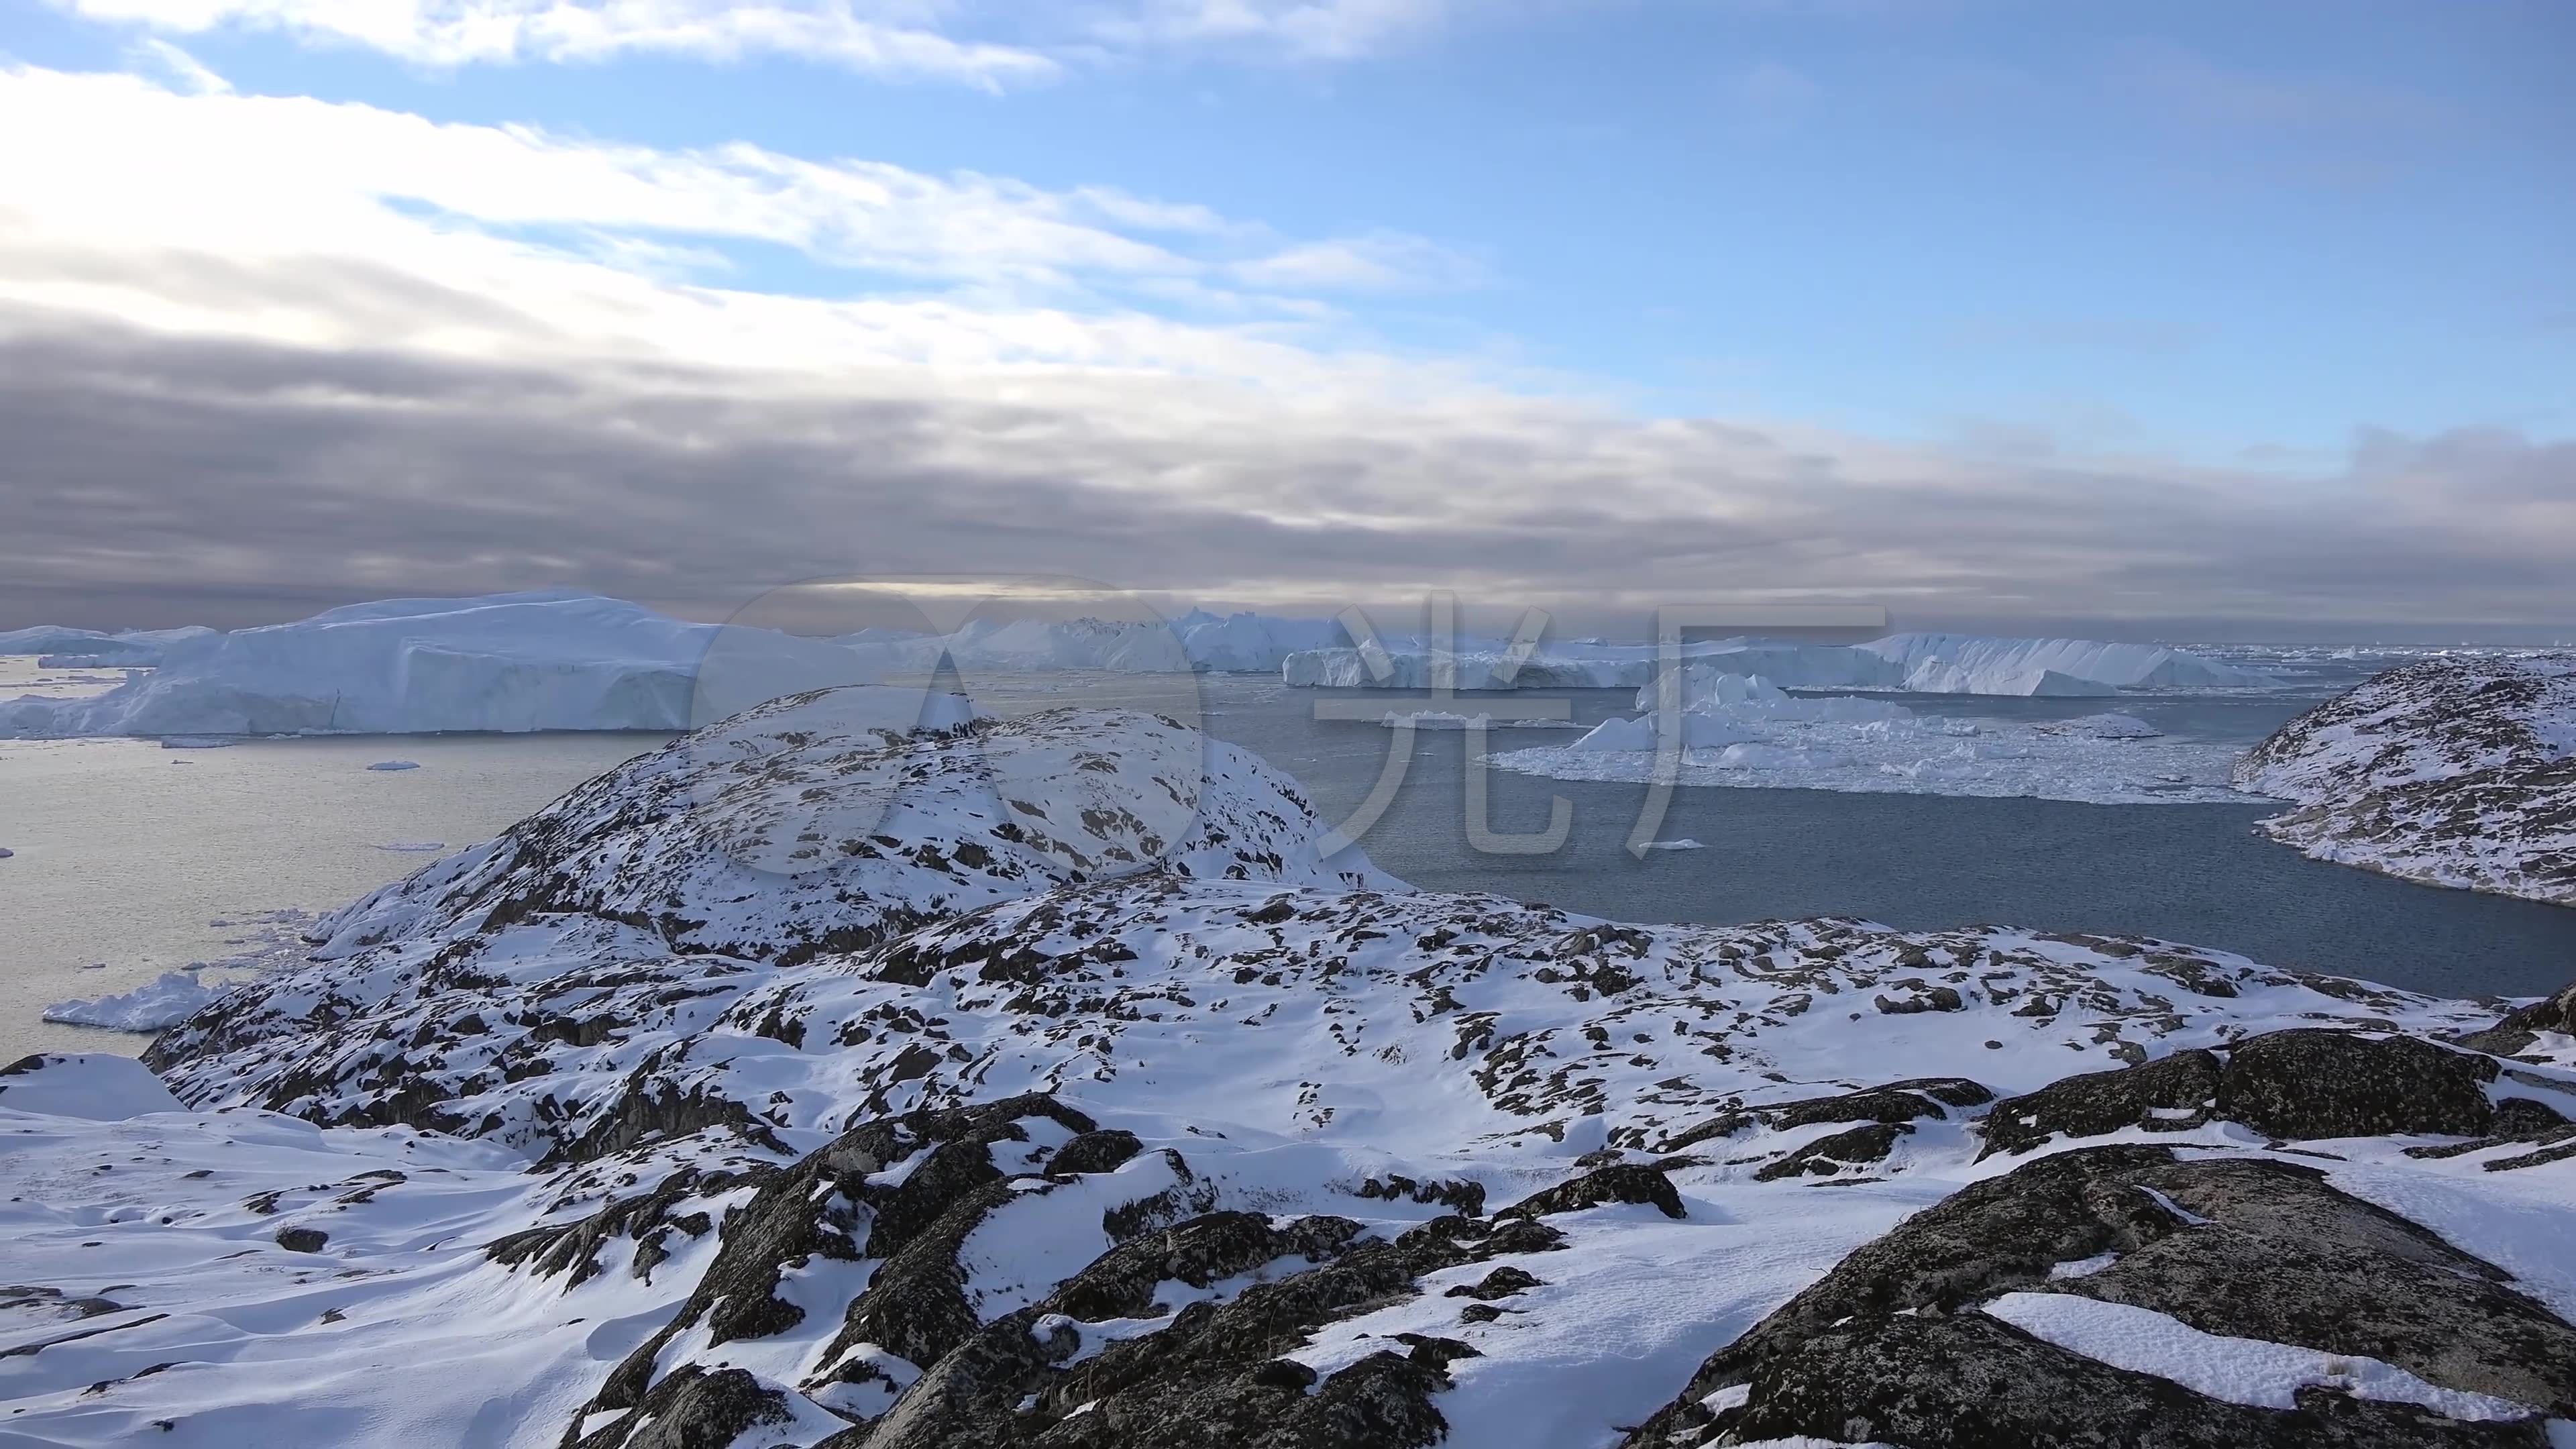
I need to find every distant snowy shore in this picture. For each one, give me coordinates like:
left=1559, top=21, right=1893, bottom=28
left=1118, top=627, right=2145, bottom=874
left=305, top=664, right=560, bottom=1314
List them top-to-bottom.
left=2238, top=653, right=2575, bottom=906
left=4, top=687, right=2572, bottom=1447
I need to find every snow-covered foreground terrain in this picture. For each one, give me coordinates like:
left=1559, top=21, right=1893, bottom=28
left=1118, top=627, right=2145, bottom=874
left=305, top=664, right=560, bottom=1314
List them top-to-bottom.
left=2239, top=655, right=2575, bottom=906
left=1488, top=672, right=2244, bottom=806
left=5, top=690, right=2575, bottom=1448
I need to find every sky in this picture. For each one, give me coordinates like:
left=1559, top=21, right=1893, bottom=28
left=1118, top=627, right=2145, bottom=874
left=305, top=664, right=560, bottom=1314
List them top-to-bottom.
left=0, top=0, right=2569, bottom=637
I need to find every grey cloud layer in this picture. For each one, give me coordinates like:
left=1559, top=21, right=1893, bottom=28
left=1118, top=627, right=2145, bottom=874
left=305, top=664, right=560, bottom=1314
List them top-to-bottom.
left=5, top=315, right=2569, bottom=632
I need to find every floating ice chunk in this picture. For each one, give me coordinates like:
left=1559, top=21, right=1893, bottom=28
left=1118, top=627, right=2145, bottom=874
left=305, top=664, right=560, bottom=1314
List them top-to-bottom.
left=1376, top=710, right=1581, bottom=730
left=1569, top=712, right=1766, bottom=753
left=2043, top=712, right=2163, bottom=739
left=366, top=759, right=421, bottom=771
left=1640, top=838, right=1705, bottom=851
left=374, top=841, right=447, bottom=853
left=0, top=847, right=12, bottom=859
left=43, top=971, right=234, bottom=1032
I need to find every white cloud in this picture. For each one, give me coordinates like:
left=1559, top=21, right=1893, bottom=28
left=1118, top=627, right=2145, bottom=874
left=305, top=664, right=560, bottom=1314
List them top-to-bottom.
left=48, top=0, right=1482, bottom=85
left=57, top=0, right=1063, bottom=87
left=124, top=36, right=233, bottom=93
left=0, top=61, right=2565, bottom=628
left=0, top=62, right=1473, bottom=368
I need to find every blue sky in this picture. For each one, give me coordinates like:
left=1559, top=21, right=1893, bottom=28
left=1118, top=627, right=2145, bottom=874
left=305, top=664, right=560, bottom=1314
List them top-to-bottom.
left=0, top=0, right=2569, bottom=629
left=11, top=0, right=2565, bottom=456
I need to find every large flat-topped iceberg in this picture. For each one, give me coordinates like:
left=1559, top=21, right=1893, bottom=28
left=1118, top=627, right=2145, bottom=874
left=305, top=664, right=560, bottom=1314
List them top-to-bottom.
left=0, top=592, right=885, bottom=739
left=1862, top=632, right=2277, bottom=693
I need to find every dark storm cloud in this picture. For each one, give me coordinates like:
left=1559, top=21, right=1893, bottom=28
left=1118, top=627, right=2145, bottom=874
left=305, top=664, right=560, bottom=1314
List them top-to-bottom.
left=1, top=315, right=2569, bottom=633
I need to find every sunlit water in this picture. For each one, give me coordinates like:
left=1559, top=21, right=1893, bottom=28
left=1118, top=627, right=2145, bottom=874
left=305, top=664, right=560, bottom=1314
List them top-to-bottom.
left=5, top=659, right=2572, bottom=1062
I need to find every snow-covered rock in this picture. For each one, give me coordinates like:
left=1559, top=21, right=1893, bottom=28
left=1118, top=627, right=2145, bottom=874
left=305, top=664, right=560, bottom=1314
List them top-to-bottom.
left=0, top=592, right=883, bottom=739
left=2235, top=655, right=2575, bottom=905
left=5, top=690, right=2571, bottom=1449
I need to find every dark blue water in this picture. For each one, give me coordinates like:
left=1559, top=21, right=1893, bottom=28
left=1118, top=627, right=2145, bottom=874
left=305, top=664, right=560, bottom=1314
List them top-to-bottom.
left=1173, top=680, right=2576, bottom=1002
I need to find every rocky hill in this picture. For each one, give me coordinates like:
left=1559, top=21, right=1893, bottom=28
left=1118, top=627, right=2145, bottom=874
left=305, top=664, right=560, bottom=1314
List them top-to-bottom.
left=2237, top=655, right=2575, bottom=906
left=5, top=688, right=2574, bottom=1448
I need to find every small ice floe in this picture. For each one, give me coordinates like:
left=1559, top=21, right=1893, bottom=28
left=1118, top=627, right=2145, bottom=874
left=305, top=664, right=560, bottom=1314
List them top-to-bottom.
left=1377, top=710, right=1583, bottom=730
left=2039, top=712, right=2164, bottom=740
left=159, top=736, right=236, bottom=749
left=365, top=760, right=421, bottom=772
left=1640, top=838, right=1707, bottom=851
left=374, top=841, right=447, bottom=853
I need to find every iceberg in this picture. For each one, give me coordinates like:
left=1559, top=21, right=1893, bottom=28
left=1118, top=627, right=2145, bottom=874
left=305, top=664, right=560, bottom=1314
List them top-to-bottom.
left=0, top=592, right=887, bottom=739
left=0, top=623, right=215, bottom=665
left=1287, top=632, right=2267, bottom=697
left=1863, top=633, right=2276, bottom=692
left=44, top=971, right=237, bottom=1032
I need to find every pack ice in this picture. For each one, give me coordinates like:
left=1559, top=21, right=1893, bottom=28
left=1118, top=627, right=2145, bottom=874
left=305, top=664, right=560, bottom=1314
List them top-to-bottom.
left=4, top=688, right=2573, bottom=1449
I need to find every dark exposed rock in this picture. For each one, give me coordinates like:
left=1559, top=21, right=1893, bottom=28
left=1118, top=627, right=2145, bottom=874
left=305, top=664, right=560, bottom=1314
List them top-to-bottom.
left=2457, top=980, right=2576, bottom=1057
left=1984, top=1030, right=2532, bottom=1158
left=2218, top=1030, right=2498, bottom=1141
left=1982, top=1050, right=2224, bottom=1158
left=1664, top=1077, right=1990, bottom=1154
left=573, top=1094, right=1101, bottom=1440
left=1752, top=1121, right=1911, bottom=1181
left=1623, top=1146, right=2576, bottom=1448
left=1500, top=1163, right=1684, bottom=1220
left=488, top=1167, right=749, bottom=1289
left=272, top=1227, right=329, bottom=1254
left=1443, top=1265, right=1541, bottom=1301
left=1716, top=1311, right=2542, bottom=1448
left=571, top=1365, right=792, bottom=1449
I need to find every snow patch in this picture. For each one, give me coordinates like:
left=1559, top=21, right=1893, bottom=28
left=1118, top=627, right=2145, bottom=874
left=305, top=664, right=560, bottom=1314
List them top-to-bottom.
left=1982, top=1291, right=2538, bottom=1421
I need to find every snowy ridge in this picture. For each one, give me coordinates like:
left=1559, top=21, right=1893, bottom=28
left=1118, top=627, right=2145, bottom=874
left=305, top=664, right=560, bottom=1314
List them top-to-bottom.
left=2236, top=655, right=2576, bottom=905
left=4, top=692, right=2573, bottom=1448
